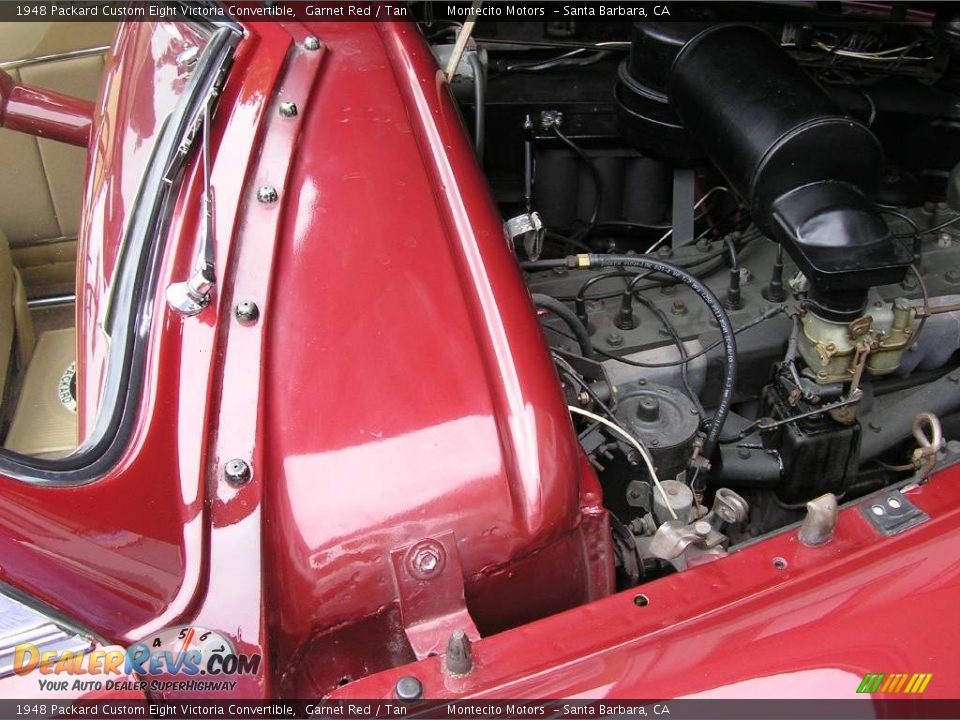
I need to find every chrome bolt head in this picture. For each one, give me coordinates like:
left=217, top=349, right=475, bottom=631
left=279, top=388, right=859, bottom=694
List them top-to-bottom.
left=303, top=36, right=320, bottom=51
left=279, top=101, right=298, bottom=118
left=256, top=185, right=278, bottom=204
left=235, top=301, right=260, bottom=324
left=224, top=459, right=252, bottom=487
left=407, top=539, right=445, bottom=579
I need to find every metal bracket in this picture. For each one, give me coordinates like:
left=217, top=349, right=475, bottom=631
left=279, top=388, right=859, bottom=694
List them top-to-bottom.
left=860, top=490, right=929, bottom=537
left=390, top=532, right=480, bottom=659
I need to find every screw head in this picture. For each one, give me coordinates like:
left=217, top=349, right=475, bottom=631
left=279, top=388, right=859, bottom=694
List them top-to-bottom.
left=303, top=35, right=321, bottom=51
left=279, top=101, right=298, bottom=118
left=257, top=185, right=278, bottom=204
left=234, top=301, right=260, bottom=324
left=224, top=459, right=252, bottom=487
left=887, top=497, right=902, bottom=510
left=871, top=504, right=885, bottom=516
left=694, top=520, right=712, bottom=537
left=395, top=676, right=422, bottom=701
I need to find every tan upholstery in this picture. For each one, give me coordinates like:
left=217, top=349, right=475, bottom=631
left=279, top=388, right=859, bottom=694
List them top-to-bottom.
left=0, top=22, right=115, bottom=297
left=0, top=22, right=115, bottom=62
left=0, top=228, right=37, bottom=396
left=12, top=241, right=77, bottom=299
left=4, top=328, right=77, bottom=458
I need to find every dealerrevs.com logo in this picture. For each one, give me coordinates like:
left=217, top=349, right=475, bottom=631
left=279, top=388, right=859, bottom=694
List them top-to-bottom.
left=14, top=626, right=261, bottom=693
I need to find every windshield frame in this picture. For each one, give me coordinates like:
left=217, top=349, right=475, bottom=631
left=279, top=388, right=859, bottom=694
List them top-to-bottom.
left=0, top=20, right=242, bottom=485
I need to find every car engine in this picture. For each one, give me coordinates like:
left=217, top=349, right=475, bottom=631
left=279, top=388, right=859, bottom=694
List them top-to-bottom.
left=430, top=5, right=960, bottom=588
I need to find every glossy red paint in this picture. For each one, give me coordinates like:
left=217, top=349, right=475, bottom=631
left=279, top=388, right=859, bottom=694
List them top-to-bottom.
left=0, top=15, right=957, bottom=705
left=257, top=20, right=612, bottom=694
left=0, top=68, right=92, bottom=147
left=330, top=466, right=960, bottom=699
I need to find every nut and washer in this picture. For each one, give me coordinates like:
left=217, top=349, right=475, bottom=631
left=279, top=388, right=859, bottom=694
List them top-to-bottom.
left=303, top=36, right=321, bottom=51
left=278, top=101, right=298, bottom=118
left=256, top=185, right=278, bottom=204
left=235, top=301, right=260, bottom=324
left=224, top=459, right=252, bottom=487
left=407, top=539, right=446, bottom=579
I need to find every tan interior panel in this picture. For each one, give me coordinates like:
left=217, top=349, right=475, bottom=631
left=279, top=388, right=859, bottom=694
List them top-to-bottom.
left=0, top=22, right=115, bottom=64
left=0, top=22, right=115, bottom=297
left=21, top=55, right=104, bottom=239
left=0, top=101, right=61, bottom=243
left=13, top=241, right=77, bottom=299
left=4, top=327, right=77, bottom=459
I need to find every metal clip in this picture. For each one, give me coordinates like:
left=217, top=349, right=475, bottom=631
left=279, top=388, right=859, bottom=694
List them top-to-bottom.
left=504, top=211, right=545, bottom=261
left=911, top=412, right=944, bottom=481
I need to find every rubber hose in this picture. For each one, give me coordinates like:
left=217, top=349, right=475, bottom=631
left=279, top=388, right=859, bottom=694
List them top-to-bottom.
left=532, top=293, right=596, bottom=360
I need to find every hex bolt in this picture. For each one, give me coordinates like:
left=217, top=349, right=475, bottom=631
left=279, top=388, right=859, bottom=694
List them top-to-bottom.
left=303, top=36, right=321, bottom=51
left=278, top=101, right=298, bottom=118
left=256, top=185, right=278, bottom=204
left=946, top=269, right=960, bottom=284
left=671, top=299, right=687, bottom=316
left=234, top=301, right=260, bottom=324
left=606, top=331, right=624, bottom=347
left=224, top=459, right=252, bottom=487
left=694, top=520, right=712, bottom=538
left=409, top=542, right=445, bottom=579
left=416, top=551, right=438, bottom=574
left=444, top=630, right=474, bottom=675
left=394, top=676, right=422, bottom=701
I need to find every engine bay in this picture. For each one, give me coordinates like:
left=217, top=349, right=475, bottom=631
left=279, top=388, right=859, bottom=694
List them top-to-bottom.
left=431, top=5, right=960, bottom=588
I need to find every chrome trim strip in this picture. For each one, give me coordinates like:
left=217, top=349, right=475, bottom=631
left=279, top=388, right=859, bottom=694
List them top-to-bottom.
left=0, top=46, right=111, bottom=72
left=27, top=294, right=75, bottom=309
left=0, top=592, right=93, bottom=677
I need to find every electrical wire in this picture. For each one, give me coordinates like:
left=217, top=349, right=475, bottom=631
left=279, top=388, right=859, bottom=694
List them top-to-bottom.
left=810, top=39, right=935, bottom=62
left=503, top=49, right=612, bottom=73
left=645, top=186, right=734, bottom=254
left=895, top=213, right=960, bottom=239
left=575, top=254, right=737, bottom=461
left=906, top=263, right=930, bottom=350
left=630, top=292, right=705, bottom=418
left=532, top=294, right=595, bottom=359
left=541, top=306, right=784, bottom=369
left=567, top=405, right=677, bottom=520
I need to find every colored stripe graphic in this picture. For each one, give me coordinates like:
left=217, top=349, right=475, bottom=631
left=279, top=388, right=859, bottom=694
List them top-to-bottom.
left=858, top=672, right=932, bottom=694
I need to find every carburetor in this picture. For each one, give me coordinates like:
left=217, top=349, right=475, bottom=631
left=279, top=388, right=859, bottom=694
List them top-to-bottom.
left=798, top=292, right=915, bottom=385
